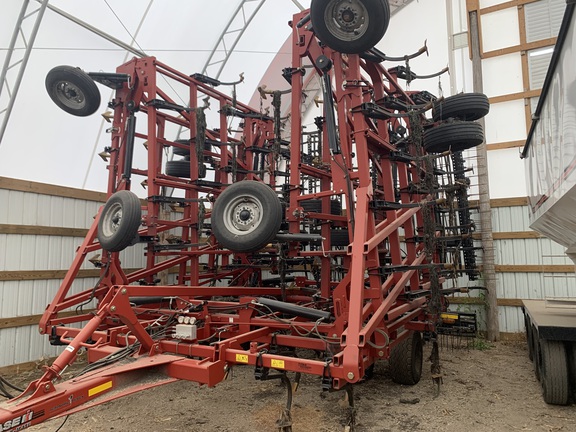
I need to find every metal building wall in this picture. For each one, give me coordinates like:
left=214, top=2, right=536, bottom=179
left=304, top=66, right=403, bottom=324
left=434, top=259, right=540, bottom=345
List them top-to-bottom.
left=0, top=178, right=146, bottom=369
left=449, top=200, right=576, bottom=335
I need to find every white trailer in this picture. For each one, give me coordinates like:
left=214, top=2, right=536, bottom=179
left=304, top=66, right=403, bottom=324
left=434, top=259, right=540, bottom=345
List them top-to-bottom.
left=521, top=1, right=576, bottom=406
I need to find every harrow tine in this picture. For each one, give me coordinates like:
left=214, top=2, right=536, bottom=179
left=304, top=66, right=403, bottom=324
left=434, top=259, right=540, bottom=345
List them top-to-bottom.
left=276, top=374, right=293, bottom=432
left=343, top=385, right=357, bottom=432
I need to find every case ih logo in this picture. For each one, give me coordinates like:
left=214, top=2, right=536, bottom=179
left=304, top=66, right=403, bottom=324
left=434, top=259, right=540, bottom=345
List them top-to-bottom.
left=2, top=410, right=44, bottom=432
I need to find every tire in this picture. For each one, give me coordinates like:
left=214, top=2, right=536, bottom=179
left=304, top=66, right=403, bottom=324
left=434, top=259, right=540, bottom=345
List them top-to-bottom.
left=310, top=0, right=390, bottom=54
left=45, top=66, right=101, bottom=116
left=432, top=93, right=490, bottom=122
left=423, top=121, right=484, bottom=153
left=172, top=139, right=212, bottom=156
left=173, top=139, right=191, bottom=157
left=166, top=160, right=207, bottom=178
left=212, top=181, right=282, bottom=253
left=97, top=191, right=142, bottom=252
left=301, top=199, right=342, bottom=215
left=331, top=229, right=349, bottom=247
left=524, top=314, right=534, bottom=362
left=532, top=325, right=541, bottom=381
left=389, top=331, right=423, bottom=385
left=539, top=339, right=569, bottom=405
left=569, top=343, right=576, bottom=401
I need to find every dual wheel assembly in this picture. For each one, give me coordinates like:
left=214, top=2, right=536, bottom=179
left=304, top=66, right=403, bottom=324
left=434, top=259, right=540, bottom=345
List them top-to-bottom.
left=525, top=315, right=576, bottom=405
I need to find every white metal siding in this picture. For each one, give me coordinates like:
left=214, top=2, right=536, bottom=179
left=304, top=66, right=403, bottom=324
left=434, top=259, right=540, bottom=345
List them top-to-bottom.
left=524, top=0, right=565, bottom=43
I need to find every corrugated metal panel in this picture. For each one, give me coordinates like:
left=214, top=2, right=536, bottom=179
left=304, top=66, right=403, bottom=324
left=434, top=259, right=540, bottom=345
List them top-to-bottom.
left=525, top=0, right=565, bottom=43
left=528, top=48, right=554, bottom=90
left=0, top=187, right=149, bottom=368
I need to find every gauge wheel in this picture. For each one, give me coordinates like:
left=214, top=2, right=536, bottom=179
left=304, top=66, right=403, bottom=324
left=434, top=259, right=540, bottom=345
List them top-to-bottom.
left=310, top=0, right=390, bottom=54
left=45, top=65, right=101, bottom=116
left=432, top=93, right=490, bottom=122
left=423, top=121, right=484, bottom=153
left=212, top=181, right=282, bottom=253
left=97, top=190, right=142, bottom=252
left=389, top=331, right=423, bottom=385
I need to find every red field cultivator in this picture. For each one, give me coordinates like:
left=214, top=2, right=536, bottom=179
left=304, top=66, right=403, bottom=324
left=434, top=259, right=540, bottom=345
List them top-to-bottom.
left=1, top=1, right=488, bottom=430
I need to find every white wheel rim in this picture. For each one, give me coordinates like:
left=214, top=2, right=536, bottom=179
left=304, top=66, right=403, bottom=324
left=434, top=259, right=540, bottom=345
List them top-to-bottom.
left=324, top=0, right=369, bottom=42
left=222, top=193, right=264, bottom=236
left=102, top=202, right=123, bottom=238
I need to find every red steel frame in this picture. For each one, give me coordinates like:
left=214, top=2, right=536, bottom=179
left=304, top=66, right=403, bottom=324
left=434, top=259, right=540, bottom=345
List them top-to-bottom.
left=0, top=10, right=451, bottom=430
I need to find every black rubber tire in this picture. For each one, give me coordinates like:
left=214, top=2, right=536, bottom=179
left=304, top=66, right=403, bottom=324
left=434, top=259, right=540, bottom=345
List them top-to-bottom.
left=310, top=0, right=390, bottom=54
left=45, top=65, right=101, bottom=117
left=432, top=93, right=490, bottom=122
left=423, top=121, right=484, bottom=153
left=172, top=139, right=191, bottom=157
left=172, top=139, right=213, bottom=156
left=166, top=160, right=207, bottom=178
left=212, top=181, right=282, bottom=253
left=97, top=191, right=142, bottom=252
left=301, top=199, right=342, bottom=215
left=331, top=229, right=349, bottom=247
left=525, top=314, right=534, bottom=362
left=532, top=325, right=541, bottom=381
left=389, top=331, right=423, bottom=385
left=539, top=339, right=569, bottom=405
left=569, top=343, right=576, bottom=401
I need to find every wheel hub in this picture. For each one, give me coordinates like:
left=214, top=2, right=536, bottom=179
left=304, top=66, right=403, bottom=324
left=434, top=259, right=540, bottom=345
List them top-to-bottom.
left=327, top=0, right=366, bottom=38
left=57, top=82, right=86, bottom=108
left=229, top=199, right=261, bottom=233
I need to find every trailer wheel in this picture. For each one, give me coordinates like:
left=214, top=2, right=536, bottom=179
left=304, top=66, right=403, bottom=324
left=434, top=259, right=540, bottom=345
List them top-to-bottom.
left=310, top=0, right=390, bottom=54
left=45, top=65, right=101, bottom=117
left=432, top=93, right=490, bottom=122
left=423, top=121, right=484, bottom=153
left=212, top=181, right=282, bottom=253
left=98, top=191, right=142, bottom=252
left=524, top=314, right=534, bottom=361
left=532, top=325, right=541, bottom=381
left=389, top=331, right=423, bottom=385
left=539, top=339, right=569, bottom=405
left=569, top=343, right=576, bottom=401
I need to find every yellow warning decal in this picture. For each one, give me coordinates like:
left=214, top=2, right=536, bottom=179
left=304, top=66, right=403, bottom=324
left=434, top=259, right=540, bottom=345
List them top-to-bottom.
left=441, top=313, right=459, bottom=320
left=236, top=354, right=249, bottom=364
left=271, top=359, right=285, bottom=369
left=88, top=381, right=113, bottom=397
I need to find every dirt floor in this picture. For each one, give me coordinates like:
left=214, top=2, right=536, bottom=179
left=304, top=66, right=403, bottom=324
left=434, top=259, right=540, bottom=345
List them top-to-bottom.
left=5, top=340, right=576, bottom=432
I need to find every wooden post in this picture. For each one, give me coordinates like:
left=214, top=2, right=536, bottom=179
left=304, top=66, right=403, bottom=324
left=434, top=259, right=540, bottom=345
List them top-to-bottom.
left=468, top=7, right=500, bottom=341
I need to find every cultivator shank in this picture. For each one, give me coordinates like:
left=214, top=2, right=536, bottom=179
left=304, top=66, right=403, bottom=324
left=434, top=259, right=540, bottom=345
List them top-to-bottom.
left=1, top=3, right=487, bottom=429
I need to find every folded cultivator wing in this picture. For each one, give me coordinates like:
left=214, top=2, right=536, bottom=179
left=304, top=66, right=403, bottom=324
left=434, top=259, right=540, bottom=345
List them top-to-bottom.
left=0, top=1, right=488, bottom=430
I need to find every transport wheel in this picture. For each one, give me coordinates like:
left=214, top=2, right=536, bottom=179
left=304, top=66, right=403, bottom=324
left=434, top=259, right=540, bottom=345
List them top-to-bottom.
left=310, top=0, right=390, bottom=54
left=45, top=65, right=101, bottom=116
left=432, top=93, right=490, bottom=122
left=423, top=121, right=484, bottom=153
left=166, top=160, right=207, bottom=178
left=212, top=181, right=282, bottom=253
left=98, top=190, right=142, bottom=252
left=301, top=199, right=342, bottom=215
left=389, top=331, right=423, bottom=385
left=539, top=339, right=569, bottom=405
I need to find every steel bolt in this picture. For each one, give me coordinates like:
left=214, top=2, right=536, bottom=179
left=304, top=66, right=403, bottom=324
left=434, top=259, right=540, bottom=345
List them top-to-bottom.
left=121, top=288, right=127, bottom=295
left=110, top=306, right=116, bottom=312
left=39, top=327, right=44, bottom=334
left=378, top=351, right=384, bottom=357
left=347, top=372, right=355, bottom=380
left=44, top=384, right=51, bottom=392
